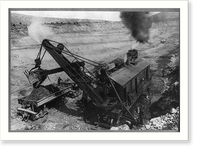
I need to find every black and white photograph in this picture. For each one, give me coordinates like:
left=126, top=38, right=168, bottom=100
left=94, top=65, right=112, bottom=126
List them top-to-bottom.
left=0, top=0, right=190, bottom=144
left=9, top=9, right=180, bottom=132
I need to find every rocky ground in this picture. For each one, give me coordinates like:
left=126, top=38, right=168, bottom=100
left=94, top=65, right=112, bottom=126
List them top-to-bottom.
left=10, top=12, right=180, bottom=131
left=142, top=107, right=179, bottom=131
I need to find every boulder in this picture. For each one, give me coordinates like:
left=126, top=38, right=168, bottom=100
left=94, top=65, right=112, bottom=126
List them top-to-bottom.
left=171, top=108, right=177, bottom=114
left=150, top=117, right=161, bottom=123
left=110, top=124, right=130, bottom=131
left=120, top=124, right=130, bottom=130
left=145, top=124, right=151, bottom=129
left=110, top=127, right=119, bottom=131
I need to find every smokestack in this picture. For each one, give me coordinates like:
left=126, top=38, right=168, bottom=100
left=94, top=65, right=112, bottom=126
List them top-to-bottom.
left=120, top=12, right=152, bottom=43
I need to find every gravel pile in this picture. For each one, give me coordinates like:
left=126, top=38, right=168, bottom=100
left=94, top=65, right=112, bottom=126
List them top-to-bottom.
left=25, top=87, right=51, bottom=101
left=141, top=107, right=179, bottom=131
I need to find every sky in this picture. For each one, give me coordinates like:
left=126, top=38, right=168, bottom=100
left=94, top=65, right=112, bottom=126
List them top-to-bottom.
left=12, top=11, right=122, bottom=21
left=12, top=11, right=160, bottom=22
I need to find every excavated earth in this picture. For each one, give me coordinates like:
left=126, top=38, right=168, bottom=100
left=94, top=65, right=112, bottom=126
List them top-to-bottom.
left=10, top=13, right=180, bottom=131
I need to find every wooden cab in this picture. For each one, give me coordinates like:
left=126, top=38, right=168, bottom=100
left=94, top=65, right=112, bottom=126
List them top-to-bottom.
left=109, top=59, right=151, bottom=108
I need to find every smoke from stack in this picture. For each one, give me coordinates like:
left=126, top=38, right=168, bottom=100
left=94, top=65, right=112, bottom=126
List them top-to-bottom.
left=120, top=12, right=152, bottom=43
left=28, top=18, right=54, bottom=43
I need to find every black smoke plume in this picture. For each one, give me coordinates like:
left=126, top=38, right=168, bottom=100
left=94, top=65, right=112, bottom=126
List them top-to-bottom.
left=120, top=12, right=152, bottom=43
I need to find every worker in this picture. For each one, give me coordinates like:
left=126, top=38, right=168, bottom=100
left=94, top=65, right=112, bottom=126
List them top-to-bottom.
left=56, top=43, right=64, bottom=54
left=70, top=61, right=85, bottom=76
left=57, top=77, right=63, bottom=84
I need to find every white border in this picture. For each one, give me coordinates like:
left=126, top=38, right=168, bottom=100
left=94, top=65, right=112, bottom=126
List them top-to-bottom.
left=0, top=0, right=188, bottom=141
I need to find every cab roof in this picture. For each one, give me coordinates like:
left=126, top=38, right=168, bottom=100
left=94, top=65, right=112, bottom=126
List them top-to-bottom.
left=109, top=59, right=150, bottom=87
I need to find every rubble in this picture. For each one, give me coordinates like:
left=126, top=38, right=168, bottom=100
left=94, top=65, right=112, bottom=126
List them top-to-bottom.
left=25, top=87, right=51, bottom=101
left=140, top=107, right=179, bottom=131
left=43, top=122, right=57, bottom=130
left=24, top=124, right=42, bottom=130
left=110, top=124, right=130, bottom=131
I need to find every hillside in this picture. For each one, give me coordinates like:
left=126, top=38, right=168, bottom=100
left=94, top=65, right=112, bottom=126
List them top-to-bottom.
left=11, top=12, right=119, bottom=25
left=151, top=12, right=179, bottom=22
